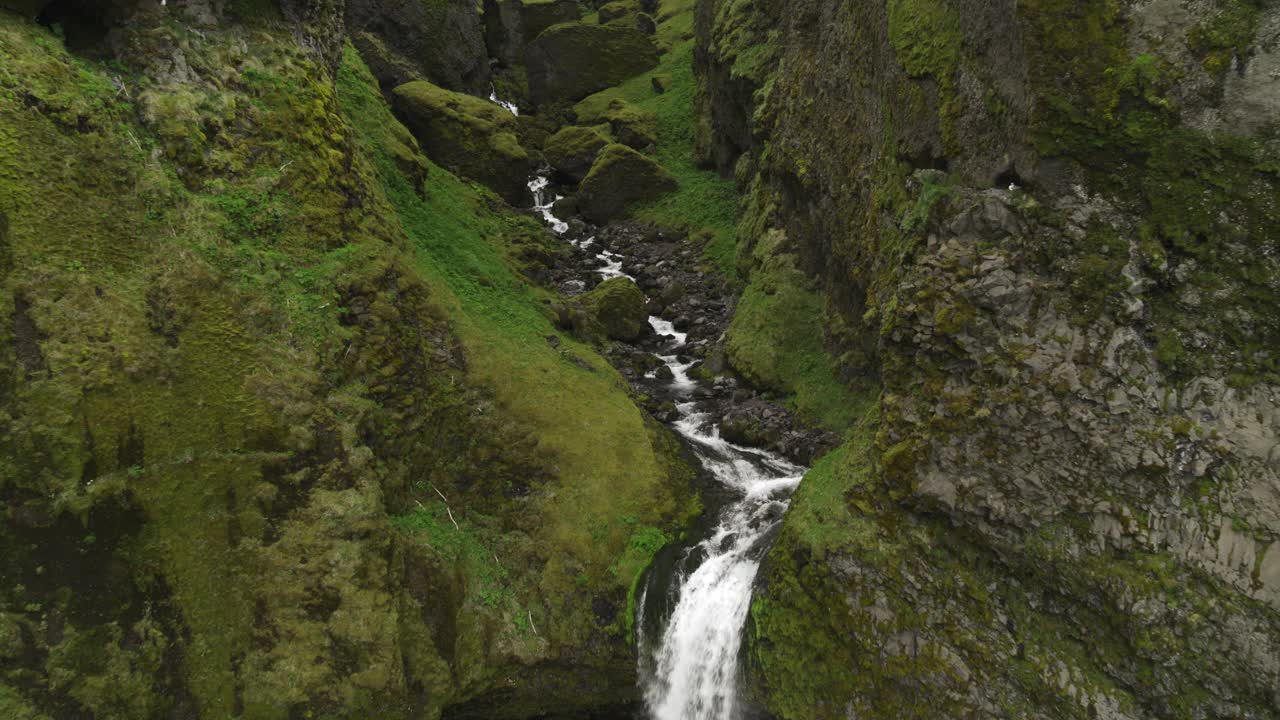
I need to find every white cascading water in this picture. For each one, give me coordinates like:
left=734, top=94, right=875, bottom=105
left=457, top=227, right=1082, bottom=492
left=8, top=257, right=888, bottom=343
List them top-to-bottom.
left=492, top=88, right=806, bottom=720
left=640, top=322, right=804, bottom=720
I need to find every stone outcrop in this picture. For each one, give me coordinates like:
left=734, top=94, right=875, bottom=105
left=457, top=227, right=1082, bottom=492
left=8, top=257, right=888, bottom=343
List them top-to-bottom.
left=346, top=0, right=490, bottom=94
left=484, top=0, right=582, bottom=67
left=693, top=0, right=1280, bottom=717
left=525, top=21, right=660, bottom=105
left=391, top=80, right=531, bottom=204
left=577, top=143, right=677, bottom=223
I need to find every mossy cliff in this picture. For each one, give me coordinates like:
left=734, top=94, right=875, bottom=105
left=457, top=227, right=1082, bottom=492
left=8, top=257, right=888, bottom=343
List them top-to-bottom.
left=694, top=0, right=1280, bottom=717
left=0, top=2, right=698, bottom=717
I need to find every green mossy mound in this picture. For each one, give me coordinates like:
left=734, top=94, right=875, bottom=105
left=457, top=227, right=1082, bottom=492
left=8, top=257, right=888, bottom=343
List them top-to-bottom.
left=598, top=0, right=639, bottom=24
left=525, top=21, right=660, bottom=105
left=391, top=80, right=531, bottom=204
left=573, top=95, right=658, bottom=150
left=544, top=125, right=610, bottom=182
left=577, top=143, right=677, bottom=223
left=580, top=277, right=648, bottom=342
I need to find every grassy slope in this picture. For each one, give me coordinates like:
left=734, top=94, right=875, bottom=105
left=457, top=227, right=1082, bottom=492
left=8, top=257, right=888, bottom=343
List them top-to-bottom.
left=572, top=0, right=866, bottom=434
left=0, top=11, right=695, bottom=716
left=338, top=46, right=692, bottom=640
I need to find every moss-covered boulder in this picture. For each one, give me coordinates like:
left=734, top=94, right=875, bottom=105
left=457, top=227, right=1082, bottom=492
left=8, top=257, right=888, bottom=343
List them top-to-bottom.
left=598, top=0, right=638, bottom=24
left=525, top=21, right=660, bottom=105
left=391, top=80, right=531, bottom=204
left=573, top=95, right=658, bottom=149
left=544, top=125, right=610, bottom=183
left=578, top=143, right=676, bottom=223
left=581, top=277, right=648, bottom=341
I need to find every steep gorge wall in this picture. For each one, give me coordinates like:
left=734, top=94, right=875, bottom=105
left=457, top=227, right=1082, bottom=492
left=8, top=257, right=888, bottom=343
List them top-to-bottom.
left=696, top=0, right=1280, bottom=717
left=0, top=2, right=693, bottom=718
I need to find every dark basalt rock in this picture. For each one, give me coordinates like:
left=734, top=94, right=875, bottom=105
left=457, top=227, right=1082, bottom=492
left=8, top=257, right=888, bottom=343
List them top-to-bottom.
left=347, top=0, right=490, bottom=94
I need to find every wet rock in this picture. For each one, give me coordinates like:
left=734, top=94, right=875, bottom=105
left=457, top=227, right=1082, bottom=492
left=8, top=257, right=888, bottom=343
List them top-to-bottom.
left=525, top=22, right=660, bottom=105
left=391, top=81, right=531, bottom=205
left=544, top=125, right=610, bottom=183
left=577, top=144, right=677, bottom=223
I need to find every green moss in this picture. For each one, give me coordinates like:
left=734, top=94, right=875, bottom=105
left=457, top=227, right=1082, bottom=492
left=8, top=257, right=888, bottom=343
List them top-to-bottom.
left=887, top=0, right=963, bottom=151
left=1187, top=1, right=1262, bottom=75
left=526, top=21, right=661, bottom=103
left=576, top=38, right=741, bottom=279
left=341, top=44, right=693, bottom=600
left=391, top=80, right=530, bottom=203
left=543, top=125, right=610, bottom=181
left=578, top=143, right=679, bottom=222
left=725, top=232, right=869, bottom=433
left=580, top=276, right=649, bottom=341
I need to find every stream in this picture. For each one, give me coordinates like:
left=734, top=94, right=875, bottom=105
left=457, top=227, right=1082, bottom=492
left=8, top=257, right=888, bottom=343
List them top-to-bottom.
left=512, top=93, right=806, bottom=720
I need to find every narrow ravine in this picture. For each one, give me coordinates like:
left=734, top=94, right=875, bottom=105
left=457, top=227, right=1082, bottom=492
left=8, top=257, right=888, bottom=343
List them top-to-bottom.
left=517, top=111, right=808, bottom=716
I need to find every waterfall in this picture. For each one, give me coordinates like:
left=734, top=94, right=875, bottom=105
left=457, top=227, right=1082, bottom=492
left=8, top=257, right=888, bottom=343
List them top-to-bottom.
left=496, top=86, right=806, bottom=719
left=639, top=335, right=803, bottom=720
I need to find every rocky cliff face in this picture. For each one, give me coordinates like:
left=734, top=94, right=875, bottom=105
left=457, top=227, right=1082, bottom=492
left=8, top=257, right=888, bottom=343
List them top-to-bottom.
left=695, top=0, right=1280, bottom=717
left=0, top=2, right=695, bottom=718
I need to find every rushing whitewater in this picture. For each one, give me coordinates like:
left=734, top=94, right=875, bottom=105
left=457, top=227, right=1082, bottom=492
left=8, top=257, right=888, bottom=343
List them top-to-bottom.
left=499, top=80, right=808, bottom=715
left=641, top=324, right=804, bottom=720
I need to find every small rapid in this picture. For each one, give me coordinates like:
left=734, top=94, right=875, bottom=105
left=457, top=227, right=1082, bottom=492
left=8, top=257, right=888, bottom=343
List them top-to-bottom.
left=496, top=89, right=805, bottom=720
left=639, top=325, right=803, bottom=720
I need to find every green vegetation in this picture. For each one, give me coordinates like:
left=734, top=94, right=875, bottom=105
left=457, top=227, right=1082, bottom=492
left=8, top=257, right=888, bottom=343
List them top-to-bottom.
left=1019, top=0, right=1279, bottom=383
left=1187, top=0, right=1262, bottom=75
left=575, top=19, right=741, bottom=278
left=527, top=21, right=661, bottom=103
left=340, top=45, right=696, bottom=610
left=391, top=79, right=531, bottom=203
left=543, top=124, right=611, bottom=181
left=579, top=142, right=679, bottom=222
left=725, top=230, right=871, bottom=433
left=580, top=276, right=649, bottom=341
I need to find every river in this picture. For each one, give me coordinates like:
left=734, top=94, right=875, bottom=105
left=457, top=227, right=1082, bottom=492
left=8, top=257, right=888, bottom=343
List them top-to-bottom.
left=526, top=168, right=806, bottom=720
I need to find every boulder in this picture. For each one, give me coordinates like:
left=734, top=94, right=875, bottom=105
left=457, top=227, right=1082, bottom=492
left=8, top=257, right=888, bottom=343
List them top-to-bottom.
left=347, top=0, right=490, bottom=94
left=484, top=0, right=582, bottom=66
left=597, top=0, right=636, bottom=24
left=633, top=12, right=656, bottom=35
left=525, top=22, right=660, bottom=105
left=391, top=81, right=531, bottom=204
left=573, top=96, right=657, bottom=149
left=543, top=126, right=610, bottom=183
left=577, top=144, right=677, bottom=223
left=580, top=277, right=648, bottom=341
